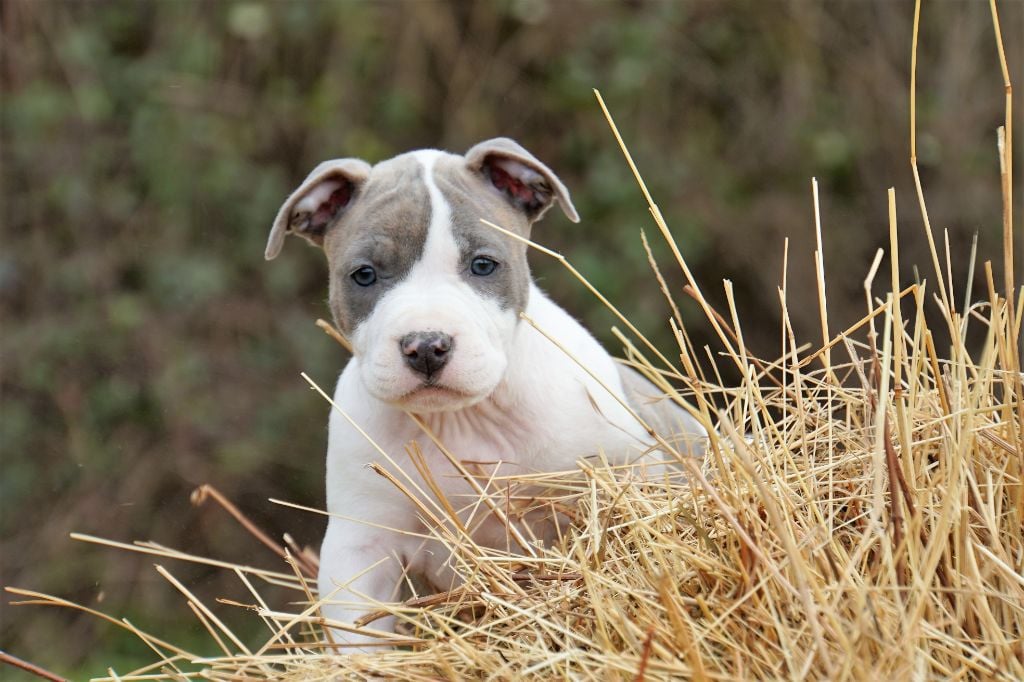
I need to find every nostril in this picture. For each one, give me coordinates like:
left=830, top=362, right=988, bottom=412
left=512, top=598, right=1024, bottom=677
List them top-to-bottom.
left=399, top=333, right=421, bottom=358
left=430, top=339, right=451, bottom=356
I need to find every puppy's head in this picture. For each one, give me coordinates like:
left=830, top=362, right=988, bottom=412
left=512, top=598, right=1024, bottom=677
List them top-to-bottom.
left=266, top=139, right=578, bottom=412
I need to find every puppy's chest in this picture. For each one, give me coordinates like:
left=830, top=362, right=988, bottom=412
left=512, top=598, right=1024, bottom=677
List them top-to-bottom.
left=380, top=394, right=638, bottom=485
left=385, top=402, right=547, bottom=478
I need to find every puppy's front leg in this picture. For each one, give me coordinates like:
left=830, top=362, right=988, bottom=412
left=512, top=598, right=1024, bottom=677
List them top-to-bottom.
left=317, top=519, right=406, bottom=652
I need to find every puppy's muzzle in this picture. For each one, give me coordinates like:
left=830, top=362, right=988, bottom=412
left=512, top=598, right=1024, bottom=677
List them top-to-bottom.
left=400, top=331, right=452, bottom=379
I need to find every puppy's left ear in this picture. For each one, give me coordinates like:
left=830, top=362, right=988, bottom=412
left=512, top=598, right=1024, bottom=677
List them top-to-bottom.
left=465, top=138, right=580, bottom=224
left=265, top=158, right=372, bottom=260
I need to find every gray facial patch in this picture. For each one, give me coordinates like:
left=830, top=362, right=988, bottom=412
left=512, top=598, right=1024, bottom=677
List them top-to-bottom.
left=323, top=156, right=431, bottom=334
left=432, top=156, right=532, bottom=313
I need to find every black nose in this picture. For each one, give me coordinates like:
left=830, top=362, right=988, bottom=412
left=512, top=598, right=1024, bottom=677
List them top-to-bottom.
left=399, top=331, right=452, bottom=378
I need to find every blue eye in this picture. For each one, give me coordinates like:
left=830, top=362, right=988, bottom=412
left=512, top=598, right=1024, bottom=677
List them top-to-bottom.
left=470, top=256, right=498, bottom=276
left=351, top=265, right=377, bottom=286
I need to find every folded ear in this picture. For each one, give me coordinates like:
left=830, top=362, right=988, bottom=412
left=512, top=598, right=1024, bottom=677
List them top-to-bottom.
left=465, top=138, right=579, bottom=224
left=265, top=158, right=372, bottom=260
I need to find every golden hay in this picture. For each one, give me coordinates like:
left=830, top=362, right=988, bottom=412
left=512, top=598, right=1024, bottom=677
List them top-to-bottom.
left=7, top=1, right=1021, bottom=679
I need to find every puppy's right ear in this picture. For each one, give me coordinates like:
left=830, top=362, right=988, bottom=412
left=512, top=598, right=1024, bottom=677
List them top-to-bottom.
left=265, top=158, right=372, bottom=260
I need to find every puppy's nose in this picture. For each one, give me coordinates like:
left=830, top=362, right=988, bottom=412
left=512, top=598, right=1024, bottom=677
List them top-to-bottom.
left=399, top=331, right=452, bottom=378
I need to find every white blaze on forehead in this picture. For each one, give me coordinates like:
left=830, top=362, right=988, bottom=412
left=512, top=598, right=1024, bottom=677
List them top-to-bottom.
left=413, top=150, right=460, bottom=276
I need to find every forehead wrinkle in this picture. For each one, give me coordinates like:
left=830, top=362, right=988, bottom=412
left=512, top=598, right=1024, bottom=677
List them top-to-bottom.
left=343, top=232, right=399, bottom=263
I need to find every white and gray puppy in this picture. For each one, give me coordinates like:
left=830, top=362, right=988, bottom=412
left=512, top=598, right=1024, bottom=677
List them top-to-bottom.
left=265, top=138, right=705, bottom=648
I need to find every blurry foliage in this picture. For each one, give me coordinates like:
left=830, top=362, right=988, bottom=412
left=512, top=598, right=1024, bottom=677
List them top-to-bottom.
left=0, top=0, right=1019, bottom=676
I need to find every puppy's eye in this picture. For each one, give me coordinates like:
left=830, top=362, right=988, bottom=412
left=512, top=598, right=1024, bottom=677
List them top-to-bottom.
left=470, top=256, right=499, bottom=277
left=351, top=265, right=377, bottom=286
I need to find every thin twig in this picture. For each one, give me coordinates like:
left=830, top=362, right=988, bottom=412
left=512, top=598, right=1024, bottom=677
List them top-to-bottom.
left=0, top=651, right=67, bottom=682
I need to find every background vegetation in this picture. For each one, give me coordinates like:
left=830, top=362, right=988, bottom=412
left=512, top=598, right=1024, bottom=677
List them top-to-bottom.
left=1, top=0, right=1019, bottom=676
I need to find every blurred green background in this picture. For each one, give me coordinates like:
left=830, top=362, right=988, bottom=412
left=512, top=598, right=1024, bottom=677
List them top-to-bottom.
left=1, top=0, right=1019, bottom=677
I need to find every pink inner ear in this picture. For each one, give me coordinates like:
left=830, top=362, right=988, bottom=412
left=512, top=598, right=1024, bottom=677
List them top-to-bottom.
left=488, top=163, right=536, bottom=204
left=309, top=184, right=352, bottom=231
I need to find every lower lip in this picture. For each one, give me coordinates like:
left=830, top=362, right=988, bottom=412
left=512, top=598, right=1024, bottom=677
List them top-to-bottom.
left=403, top=384, right=472, bottom=401
left=412, top=385, right=457, bottom=397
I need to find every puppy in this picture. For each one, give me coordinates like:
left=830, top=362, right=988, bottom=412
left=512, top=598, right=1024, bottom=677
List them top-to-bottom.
left=266, top=138, right=705, bottom=648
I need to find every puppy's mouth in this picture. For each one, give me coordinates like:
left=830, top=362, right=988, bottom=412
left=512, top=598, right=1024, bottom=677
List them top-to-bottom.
left=392, top=382, right=480, bottom=412
left=398, top=382, right=469, bottom=401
